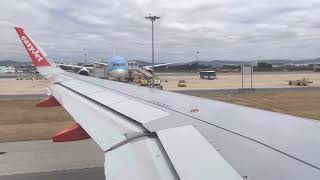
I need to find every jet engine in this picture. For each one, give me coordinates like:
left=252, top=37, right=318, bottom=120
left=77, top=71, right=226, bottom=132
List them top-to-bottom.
left=78, top=68, right=90, bottom=76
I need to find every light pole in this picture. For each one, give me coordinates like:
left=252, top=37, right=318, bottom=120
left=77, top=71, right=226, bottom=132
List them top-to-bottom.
left=145, top=13, right=160, bottom=88
left=196, top=51, right=200, bottom=63
left=84, top=53, right=87, bottom=65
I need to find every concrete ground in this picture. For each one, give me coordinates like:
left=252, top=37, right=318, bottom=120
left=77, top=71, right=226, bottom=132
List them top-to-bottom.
left=1, top=71, right=320, bottom=94
left=159, top=71, right=320, bottom=90
left=0, top=79, right=49, bottom=95
left=0, top=94, right=46, bottom=101
left=0, top=140, right=104, bottom=176
left=0, top=167, right=104, bottom=180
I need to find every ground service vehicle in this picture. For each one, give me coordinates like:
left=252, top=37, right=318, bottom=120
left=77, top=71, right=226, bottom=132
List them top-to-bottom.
left=199, top=71, right=216, bottom=80
left=178, top=80, right=187, bottom=87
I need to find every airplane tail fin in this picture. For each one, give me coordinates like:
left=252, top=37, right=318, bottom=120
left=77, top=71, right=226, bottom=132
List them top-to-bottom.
left=15, top=27, right=56, bottom=67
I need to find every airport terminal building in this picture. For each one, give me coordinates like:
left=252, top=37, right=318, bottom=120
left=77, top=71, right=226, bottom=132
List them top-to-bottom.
left=0, top=66, right=15, bottom=74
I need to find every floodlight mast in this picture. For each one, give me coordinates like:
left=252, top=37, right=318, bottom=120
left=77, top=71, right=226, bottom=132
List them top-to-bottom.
left=145, top=13, right=160, bottom=88
left=83, top=48, right=88, bottom=65
left=196, top=51, right=200, bottom=63
left=84, top=53, right=87, bottom=65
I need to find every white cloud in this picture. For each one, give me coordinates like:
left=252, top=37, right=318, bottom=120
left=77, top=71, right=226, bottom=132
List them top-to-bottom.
left=1, top=0, right=320, bottom=62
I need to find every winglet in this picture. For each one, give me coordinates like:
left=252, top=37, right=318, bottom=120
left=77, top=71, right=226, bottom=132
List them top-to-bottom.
left=15, top=27, right=51, bottom=66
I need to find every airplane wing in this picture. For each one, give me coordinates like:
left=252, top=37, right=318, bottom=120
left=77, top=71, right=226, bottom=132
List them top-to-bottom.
left=15, top=27, right=320, bottom=180
left=93, top=62, right=108, bottom=67
left=143, top=62, right=178, bottom=70
left=57, top=64, right=94, bottom=70
left=57, top=64, right=93, bottom=77
left=58, top=64, right=86, bottom=69
left=58, top=64, right=82, bottom=73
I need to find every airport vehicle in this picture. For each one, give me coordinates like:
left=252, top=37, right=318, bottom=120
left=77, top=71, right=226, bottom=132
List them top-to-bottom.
left=15, top=27, right=320, bottom=180
left=315, top=64, right=320, bottom=72
left=199, top=70, right=216, bottom=80
left=138, top=75, right=161, bottom=86
left=289, top=77, right=313, bottom=86
left=139, top=79, right=149, bottom=86
left=139, top=79, right=161, bottom=87
left=178, top=80, right=187, bottom=87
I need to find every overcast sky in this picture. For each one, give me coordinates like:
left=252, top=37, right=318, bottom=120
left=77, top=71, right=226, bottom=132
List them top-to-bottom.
left=1, top=0, right=320, bottom=63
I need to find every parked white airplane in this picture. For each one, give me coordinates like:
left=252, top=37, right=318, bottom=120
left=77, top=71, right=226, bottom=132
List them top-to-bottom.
left=15, top=27, right=320, bottom=180
left=58, top=57, right=130, bottom=79
left=58, top=58, right=174, bottom=79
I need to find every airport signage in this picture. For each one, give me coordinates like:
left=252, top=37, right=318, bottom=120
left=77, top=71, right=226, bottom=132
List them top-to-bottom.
left=241, top=66, right=252, bottom=75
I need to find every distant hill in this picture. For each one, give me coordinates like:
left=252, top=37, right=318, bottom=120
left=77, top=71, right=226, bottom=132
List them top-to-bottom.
left=2, top=58, right=320, bottom=67
left=182, top=58, right=320, bottom=66
left=256, top=58, right=320, bottom=65
left=0, top=60, right=31, bottom=66
left=135, top=60, right=249, bottom=66
left=187, top=60, right=249, bottom=66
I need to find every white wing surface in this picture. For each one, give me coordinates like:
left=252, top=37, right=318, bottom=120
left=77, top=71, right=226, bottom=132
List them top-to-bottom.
left=15, top=27, right=320, bottom=180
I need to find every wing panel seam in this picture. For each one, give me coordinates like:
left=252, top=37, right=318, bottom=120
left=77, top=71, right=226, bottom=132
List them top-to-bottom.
left=105, top=132, right=156, bottom=152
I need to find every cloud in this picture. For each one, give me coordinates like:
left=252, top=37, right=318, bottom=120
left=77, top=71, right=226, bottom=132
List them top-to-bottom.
left=1, top=0, right=320, bottom=62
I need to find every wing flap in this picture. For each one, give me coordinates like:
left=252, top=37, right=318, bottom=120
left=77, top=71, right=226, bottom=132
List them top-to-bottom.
left=157, top=125, right=243, bottom=180
left=104, top=136, right=179, bottom=180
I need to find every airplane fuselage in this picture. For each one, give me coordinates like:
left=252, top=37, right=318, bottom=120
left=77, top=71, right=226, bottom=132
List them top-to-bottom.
left=107, top=56, right=129, bottom=79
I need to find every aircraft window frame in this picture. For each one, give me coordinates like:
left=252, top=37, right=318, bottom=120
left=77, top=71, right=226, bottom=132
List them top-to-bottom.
left=112, top=63, right=126, bottom=67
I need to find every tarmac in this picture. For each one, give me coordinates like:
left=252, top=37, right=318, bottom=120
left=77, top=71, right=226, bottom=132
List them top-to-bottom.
left=1, top=71, right=320, bottom=95
left=159, top=71, right=320, bottom=90
left=0, top=79, right=49, bottom=95
left=1, top=85, right=318, bottom=102
left=174, top=86, right=320, bottom=95
left=0, top=94, right=46, bottom=101
left=0, top=140, right=104, bottom=179
left=0, top=167, right=104, bottom=180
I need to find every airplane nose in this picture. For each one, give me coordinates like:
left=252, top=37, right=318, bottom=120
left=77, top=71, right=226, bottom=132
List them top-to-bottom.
left=109, top=69, right=128, bottom=78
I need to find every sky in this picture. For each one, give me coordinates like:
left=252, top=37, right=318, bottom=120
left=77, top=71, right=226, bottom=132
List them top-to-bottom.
left=1, top=0, right=320, bottom=63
